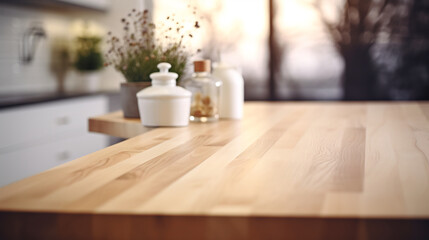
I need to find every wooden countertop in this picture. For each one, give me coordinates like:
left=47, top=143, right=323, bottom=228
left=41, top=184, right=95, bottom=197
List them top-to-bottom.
left=1, top=102, right=429, bottom=239
left=89, top=111, right=149, bottom=138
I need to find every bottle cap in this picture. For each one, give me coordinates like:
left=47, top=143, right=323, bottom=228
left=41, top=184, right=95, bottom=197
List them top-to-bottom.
left=194, top=60, right=211, bottom=72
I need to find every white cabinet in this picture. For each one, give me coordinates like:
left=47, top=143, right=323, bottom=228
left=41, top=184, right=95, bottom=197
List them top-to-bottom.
left=0, top=95, right=111, bottom=187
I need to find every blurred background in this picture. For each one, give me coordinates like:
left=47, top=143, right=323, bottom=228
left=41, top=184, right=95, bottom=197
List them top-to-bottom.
left=0, top=0, right=428, bottom=186
left=0, top=0, right=427, bottom=100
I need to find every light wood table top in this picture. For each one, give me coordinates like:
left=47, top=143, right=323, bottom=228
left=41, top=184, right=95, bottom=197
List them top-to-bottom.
left=1, top=102, right=429, bottom=239
left=88, top=111, right=149, bottom=138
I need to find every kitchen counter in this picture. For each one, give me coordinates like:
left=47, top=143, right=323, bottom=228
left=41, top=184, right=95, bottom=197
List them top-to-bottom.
left=0, top=90, right=119, bottom=109
left=1, top=102, right=429, bottom=239
left=89, top=111, right=148, bottom=139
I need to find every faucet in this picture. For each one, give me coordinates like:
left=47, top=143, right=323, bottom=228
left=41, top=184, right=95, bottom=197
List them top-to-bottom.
left=20, top=24, right=47, bottom=64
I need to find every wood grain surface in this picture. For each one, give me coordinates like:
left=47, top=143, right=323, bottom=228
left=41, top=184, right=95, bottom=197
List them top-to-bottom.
left=1, top=102, right=429, bottom=239
left=89, top=111, right=149, bottom=138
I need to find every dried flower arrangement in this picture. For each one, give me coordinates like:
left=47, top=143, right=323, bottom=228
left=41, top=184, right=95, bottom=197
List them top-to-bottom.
left=104, top=8, right=201, bottom=82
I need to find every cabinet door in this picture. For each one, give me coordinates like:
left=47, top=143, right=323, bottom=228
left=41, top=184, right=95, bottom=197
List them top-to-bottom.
left=0, top=95, right=108, bottom=152
left=0, top=95, right=112, bottom=187
left=0, top=132, right=108, bottom=187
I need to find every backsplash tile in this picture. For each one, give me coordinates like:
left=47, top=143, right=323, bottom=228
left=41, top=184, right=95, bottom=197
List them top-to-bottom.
left=0, top=1, right=138, bottom=94
left=0, top=4, right=72, bottom=93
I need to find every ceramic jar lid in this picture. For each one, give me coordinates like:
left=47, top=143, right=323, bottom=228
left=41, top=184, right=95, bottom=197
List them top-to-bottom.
left=136, top=62, right=191, bottom=99
left=149, top=62, right=178, bottom=81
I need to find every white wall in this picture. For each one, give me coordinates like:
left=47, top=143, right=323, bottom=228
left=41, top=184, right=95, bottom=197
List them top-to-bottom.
left=0, top=0, right=147, bottom=94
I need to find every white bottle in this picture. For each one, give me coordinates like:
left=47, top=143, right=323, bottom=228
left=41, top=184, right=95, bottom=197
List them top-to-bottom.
left=136, top=62, right=191, bottom=127
left=213, top=63, right=244, bottom=119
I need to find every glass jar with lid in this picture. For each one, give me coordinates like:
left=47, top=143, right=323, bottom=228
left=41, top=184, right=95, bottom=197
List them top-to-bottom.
left=182, top=60, right=221, bottom=122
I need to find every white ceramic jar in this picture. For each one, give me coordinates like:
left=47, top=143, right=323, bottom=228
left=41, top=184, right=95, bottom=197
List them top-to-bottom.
left=136, top=62, right=191, bottom=127
left=213, top=63, right=244, bottom=119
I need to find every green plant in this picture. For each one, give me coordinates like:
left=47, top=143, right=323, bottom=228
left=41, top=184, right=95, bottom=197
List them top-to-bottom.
left=104, top=9, right=200, bottom=82
left=74, top=36, right=104, bottom=72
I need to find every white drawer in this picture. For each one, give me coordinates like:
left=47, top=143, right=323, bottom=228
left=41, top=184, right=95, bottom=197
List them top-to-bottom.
left=0, top=95, right=108, bottom=152
left=0, top=132, right=108, bottom=187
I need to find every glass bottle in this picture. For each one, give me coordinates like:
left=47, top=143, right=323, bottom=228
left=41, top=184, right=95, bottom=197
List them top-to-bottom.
left=182, top=60, right=221, bottom=122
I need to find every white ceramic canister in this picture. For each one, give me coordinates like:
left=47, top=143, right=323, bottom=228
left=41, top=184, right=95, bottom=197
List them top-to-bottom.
left=136, top=62, right=192, bottom=127
left=213, top=62, right=244, bottom=119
